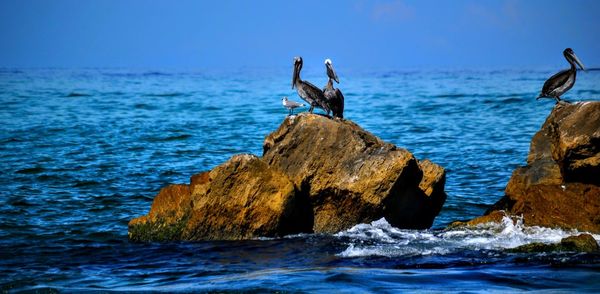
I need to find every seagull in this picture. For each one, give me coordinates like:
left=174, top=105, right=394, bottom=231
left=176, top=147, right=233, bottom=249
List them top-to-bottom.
left=537, top=48, right=586, bottom=103
left=292, top=56, right=331, bottom=115
left=323, top=59, right=345, bottom=119
left=281, top=96, right=305, bottom=115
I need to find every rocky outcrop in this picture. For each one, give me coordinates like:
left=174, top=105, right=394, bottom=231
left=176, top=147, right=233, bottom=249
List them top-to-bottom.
left=464, top=102, right=600, bottom=233
left=129, top=113, right=447, bottom=241
left=263, top=114, right=446, bottom=233
left=129, top=154, right=312, bottom=241
left=185, top=154, right=313, bottom=240
left=508, top=233, right=599, bottom=253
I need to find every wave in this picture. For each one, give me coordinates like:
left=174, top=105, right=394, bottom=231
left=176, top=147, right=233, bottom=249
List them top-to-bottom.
left=0, top=69, right=24, bottom=74
left=100, top=71, right=173, bottom=78
left=142, top=71, right=172, bottom=77
left=223, top=89, right=249, bottom=94
left=577, top=89, right=600, bottom=95
left=102, top=91, right=126, bottom=96
left=65, top=92, right=92, bottom=98
left=145, top=92, right=187, bottom=97
left=432, top=94, right=471, bottom=99
left=481, top=97, right=527, bottom=104
left=499, top=97, right=526, bottom=103
left=133, top=103, right=158, bottom=110
left=145, top=134, right=192, bottom=142
left=164, top=134, right=192, bottom=141
left=125, top=146, right=145, bottom=152
left=16, top=166, right=46, bottom=174
left=160, top=170, right=181, bottom=176
left=36, top=174, right=67, bottom=182
left=73, top=180, right=101, bottom=188
left=7, top=198, right=35, bottom=207
left=335, top=217, right=598, bottom=258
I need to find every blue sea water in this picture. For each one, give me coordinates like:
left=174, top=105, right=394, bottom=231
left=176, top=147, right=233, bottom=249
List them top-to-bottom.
left=1, top=68, right=600, bottom=292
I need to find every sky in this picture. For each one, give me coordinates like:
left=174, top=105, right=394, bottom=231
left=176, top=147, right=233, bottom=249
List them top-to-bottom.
left=0, top=0, right=599, bottom=70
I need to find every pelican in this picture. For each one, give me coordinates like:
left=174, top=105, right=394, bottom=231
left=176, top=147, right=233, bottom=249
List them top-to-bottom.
left=537, top=48, right=586, bottom=103
left=292, top=56, right=331, bottom=115
left=323, top=59, right=345, bottom=119
left=281, top=96, right=305, bottom=115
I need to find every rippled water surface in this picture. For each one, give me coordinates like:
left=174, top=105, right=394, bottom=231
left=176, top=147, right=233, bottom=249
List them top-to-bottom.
left=1, top=68, right=600, bottom=292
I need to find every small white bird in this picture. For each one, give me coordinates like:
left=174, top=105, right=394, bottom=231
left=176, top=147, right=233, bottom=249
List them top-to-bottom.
left=282, top=96, right=305, bottom=115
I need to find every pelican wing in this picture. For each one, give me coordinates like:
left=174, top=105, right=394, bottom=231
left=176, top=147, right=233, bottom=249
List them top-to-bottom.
left=541, top=69, right=572, bottom=97
left=303, top=80, right=330, bottom=112
left=333, top=88, right=345, bottom=118
left=335, top=88, right=345, bottom=105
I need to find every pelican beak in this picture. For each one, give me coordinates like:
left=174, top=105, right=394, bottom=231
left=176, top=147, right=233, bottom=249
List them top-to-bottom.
left=571, top=52, right=586, bottom=71
left=292, top=61, right=298, bottom=89
left=326, top=62, right=339, bottom=83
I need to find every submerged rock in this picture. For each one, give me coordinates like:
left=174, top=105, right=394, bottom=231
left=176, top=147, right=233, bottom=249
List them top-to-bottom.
left=464, top=102, right=600, bottom=233
left=129, top=113, right=447, bottom=241
left=448, top=210, right=507, bottom=228
left=508, top=233, right=599, bottom=253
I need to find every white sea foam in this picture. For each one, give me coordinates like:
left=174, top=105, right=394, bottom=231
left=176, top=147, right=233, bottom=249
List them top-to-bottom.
left=336, top=217, right=600, bottom=258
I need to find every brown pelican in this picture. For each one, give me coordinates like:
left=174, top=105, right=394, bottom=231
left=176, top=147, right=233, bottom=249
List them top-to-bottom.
left=537, top=48, right=586, bottom=103
left=292, top=56, right=331, bottom=114
left=323, top=59, right=345, bottom=119
left=281, top=96, right=304, bottom=115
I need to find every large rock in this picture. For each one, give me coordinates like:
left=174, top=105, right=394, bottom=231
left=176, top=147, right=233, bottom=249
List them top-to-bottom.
left=465, top=102, right=600, bottom=232
left=129, top=113, right=447, bottom=241
left=263, top=114, right=446, bottom=233
left=129, top=154, right=312, bottom=241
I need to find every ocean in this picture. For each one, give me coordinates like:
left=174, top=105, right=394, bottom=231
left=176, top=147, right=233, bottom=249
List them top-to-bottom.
left=1, top=68, right=599, bottom=292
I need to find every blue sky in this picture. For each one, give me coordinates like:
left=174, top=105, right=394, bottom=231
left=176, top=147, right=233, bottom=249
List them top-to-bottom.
left=0, top=0, right=599, bottom=70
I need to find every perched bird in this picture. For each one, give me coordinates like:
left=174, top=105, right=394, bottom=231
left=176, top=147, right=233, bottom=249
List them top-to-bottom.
left=538, top=48, right=586, bottom=103
left=292, top=56, right=331, bottom=115
left=323, top=59, right=345, bottom=119
left=281, top=96, right=305, bottom=115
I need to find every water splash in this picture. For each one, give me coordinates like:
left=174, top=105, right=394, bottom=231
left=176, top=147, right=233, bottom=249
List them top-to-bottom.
left=336, top=217, right=599, bottom=258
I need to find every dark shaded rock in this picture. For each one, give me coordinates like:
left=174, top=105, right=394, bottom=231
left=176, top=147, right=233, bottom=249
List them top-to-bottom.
left=465, top=102, right=600, bottom=233
left=263, top=113, right=446, bottom=233
left=130, top=114, right=447, bottom=240
left=418, top=159, right=447, bottom=219
left=508, top=233, right=599, bottom=253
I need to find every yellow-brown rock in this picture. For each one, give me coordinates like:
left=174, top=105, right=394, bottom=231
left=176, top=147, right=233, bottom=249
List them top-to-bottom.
left=467, top=102, right=600, bottom=233
left=129, top=113, right=447, bottom=241
left=263, top=114, right=446, bottom=233
left=129, top=154, right=312, bottom=241
left=182, top=154, right=311, bottom=240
